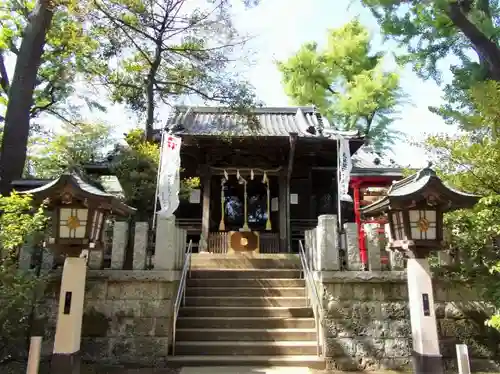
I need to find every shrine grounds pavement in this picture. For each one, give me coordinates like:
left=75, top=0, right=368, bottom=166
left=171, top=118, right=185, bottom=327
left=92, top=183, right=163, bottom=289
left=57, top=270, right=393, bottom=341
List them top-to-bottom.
left=3, top=362, right=499, bottom=373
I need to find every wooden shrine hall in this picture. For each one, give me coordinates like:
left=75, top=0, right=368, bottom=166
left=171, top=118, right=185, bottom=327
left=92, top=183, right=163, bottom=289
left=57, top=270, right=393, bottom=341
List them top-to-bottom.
left=157, top=106, right=367, bottom=254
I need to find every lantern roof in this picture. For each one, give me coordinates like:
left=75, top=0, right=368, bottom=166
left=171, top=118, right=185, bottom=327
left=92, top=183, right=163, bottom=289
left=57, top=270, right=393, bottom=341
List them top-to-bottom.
left=361, top=166, right=480, bottom=216
left=20, top=171, right=136, bottom=216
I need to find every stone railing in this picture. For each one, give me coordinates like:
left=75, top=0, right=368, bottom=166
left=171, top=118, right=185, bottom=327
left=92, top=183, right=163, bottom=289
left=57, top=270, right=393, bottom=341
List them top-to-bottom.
left=304, top=214, right=405, bottom=271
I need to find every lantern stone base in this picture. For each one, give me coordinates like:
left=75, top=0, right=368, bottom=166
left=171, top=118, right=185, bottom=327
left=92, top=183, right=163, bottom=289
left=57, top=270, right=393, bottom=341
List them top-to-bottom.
left=51, top=351, right=81, bottom=374
left=412, top=351, right=444, bottom=374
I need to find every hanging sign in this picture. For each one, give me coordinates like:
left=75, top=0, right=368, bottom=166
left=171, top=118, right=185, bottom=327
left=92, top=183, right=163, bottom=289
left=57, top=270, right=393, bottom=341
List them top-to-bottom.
left=157, top=134, right=182, bottom=217
left=338, top=135, right=353, bottom=200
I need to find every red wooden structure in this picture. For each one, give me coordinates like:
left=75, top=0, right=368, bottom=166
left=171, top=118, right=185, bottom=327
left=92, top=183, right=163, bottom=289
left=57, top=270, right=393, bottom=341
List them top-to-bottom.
left=350, top=152, right=404, bottom=267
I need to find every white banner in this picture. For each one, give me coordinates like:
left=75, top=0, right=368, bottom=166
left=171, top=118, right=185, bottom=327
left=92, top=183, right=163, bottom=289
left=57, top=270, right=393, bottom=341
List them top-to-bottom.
left=157, top=134, right=182, bottom=217
left=338, top=135, right=352, bottom=200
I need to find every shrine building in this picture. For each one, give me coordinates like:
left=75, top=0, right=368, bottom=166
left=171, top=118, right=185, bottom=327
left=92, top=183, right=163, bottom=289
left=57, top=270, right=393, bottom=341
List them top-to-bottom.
left=156, top=106, right=404, bottom=265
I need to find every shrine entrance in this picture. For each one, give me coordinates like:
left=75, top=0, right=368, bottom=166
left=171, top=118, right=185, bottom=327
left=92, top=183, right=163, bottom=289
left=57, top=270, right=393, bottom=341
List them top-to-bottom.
left=208, top=173, right=280, bottom=253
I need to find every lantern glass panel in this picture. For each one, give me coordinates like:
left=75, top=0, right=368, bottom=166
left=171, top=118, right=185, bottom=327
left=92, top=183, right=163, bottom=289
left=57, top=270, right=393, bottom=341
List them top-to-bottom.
left=59, top=207, right=88, bottom=239
left=409, top=209, right=437, bottom=240
left=391, top=211, right=405, bottom=240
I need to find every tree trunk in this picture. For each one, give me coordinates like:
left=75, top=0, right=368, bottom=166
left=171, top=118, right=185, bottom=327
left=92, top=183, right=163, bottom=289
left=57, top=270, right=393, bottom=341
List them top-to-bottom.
left=0, top=0, right=54, bottom=194
left=447, top=2, right=500, bottom=81
left=145, top=39, right=163, bottom=141
left=145, top=75, right=155, bottom=141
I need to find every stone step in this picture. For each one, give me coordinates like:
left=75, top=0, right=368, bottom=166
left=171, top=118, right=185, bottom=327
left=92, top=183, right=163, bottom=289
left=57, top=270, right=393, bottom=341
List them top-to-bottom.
left=190, top=254, right=301, bottom=270
left=189, top=270, right=302, bottom=279
left=187, top=278, right=306, bottom=288
left=185, top=287, right=306, bottom=298
left=184, top=296, right=307, bottom=307
left=178, top=306, right=314, bottom=318
left=176, top=317, right=315, bottom=329
left=176, top=328, right=317, bottom=341
left=174, top=341, right=318, bottom=356
left=167, top=355, right=325, bottom=369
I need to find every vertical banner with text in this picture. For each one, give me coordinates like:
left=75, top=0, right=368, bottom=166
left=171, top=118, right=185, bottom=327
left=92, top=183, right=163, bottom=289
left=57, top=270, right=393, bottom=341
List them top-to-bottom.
left=157, top=134, right=182, bottom=218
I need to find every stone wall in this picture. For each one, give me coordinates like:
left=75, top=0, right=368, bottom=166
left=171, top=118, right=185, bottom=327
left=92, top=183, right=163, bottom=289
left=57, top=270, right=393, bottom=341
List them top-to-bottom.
left=37, top=271, right=179, bottom=366
left=319, top=271, right=500, bottom=372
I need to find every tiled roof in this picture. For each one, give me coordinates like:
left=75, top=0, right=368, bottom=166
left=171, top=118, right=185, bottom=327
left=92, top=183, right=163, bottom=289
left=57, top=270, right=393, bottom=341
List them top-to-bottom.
left=165, top=106, right=360, bottom=139
left=351, top=147, right=404, bottom=177
left=352, top=147, right=398, bottom=169
left=362, top=167, right=480, bottom=215
left=19, top=172, right=136, bottom=216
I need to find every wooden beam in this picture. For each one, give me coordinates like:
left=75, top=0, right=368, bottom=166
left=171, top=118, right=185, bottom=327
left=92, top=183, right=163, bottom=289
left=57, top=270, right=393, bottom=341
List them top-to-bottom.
left=287, top=133, right=298, bottom=181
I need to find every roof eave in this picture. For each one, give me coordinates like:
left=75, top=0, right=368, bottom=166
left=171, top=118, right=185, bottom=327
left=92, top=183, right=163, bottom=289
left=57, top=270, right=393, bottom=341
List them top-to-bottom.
left=360, top=196, right=390, bottom=217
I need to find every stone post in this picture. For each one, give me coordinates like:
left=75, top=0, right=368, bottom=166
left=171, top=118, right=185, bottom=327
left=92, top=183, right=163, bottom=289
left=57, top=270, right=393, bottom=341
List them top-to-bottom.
left=316, top=215, right=339, bottom=271
left=154, top=216, right=176, bottom=270
left=111, top=221, right=129, bottom=270
left=133, top=222, right=149, bottom=270
left=344, top=222, right=362, bottom=270
left=364, top=223, right=381, bottom=271
left=385, top=223, right=405, bottom=270
left=174, top=226, right=181, bottom=270
left=179, top=228, right=187, bottom=269
left=311, top=228, right=317, bottom=271
left=304, top=229, right=314, bottom=271
left=19, top=242, right=34, bottom=270
left=87, top=249, right=103, bottom=270
left=41, top=250, right=54, bottom=273
left=390, top=250, right=406, bottom=270
left=438, top=251, right=453, bottom=266
left=51, top=257, right=87, bottom=374
left=407, top=257, right=443, bottom=374
left=27, top=336, right=42, bottom=374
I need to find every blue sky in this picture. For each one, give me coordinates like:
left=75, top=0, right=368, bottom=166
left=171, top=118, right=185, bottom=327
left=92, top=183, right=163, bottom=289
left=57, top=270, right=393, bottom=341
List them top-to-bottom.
left=28, top=0, right=456, bottom=167
left=230, top=0, right=456, bottom=167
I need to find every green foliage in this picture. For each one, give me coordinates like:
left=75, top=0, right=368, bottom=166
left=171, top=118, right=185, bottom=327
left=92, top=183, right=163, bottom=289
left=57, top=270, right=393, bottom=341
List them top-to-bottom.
left=0, top=0, right=105, bottom=123
left=93, top=0, right=261, bottom=139
left=360, top=0, right=500, bottom=126
left=277, top=19, right=403, bottom=153
left=28, top=123, right=113, bottom=178
left=111, top=129, right=200, bottom=219
left=111, top=130, right=160, bottom=218
left=423, top=134, right=500, bottom=330
left=0, top=192, right=48, bottom=364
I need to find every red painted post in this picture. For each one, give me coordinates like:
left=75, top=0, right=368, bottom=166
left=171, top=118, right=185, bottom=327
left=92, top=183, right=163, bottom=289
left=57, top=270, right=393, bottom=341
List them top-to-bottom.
left=352, top=181, right=367, bottom=266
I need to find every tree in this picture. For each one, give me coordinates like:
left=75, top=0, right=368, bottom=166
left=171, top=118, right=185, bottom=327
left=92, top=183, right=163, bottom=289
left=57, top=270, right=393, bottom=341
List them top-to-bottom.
left=0, top=0, right=105, bottom=193
left=0, top=0, right=54, bottom=194
left=93, top=0, right=260, bottom=140
left=359, top=0, right=500, bottom=126
left=277, top=20, right=403, bottom=153
left=418, top=80, right=500, bottom=331
left=28, top=122, right=113, bottom=178
left=27, top=125, right=199, bottom=219
left=111, top=129, right=199, bottom=219
left=423, top=134, right=500, bottom=330
left=0, top=192, right=48, bottom=365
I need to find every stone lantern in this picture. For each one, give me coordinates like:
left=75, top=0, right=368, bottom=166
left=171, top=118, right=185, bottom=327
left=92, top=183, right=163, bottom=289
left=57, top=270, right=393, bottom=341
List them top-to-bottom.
left=361, top=166, right=479, bottom=374
left=21, top=171, right=135, bottom=374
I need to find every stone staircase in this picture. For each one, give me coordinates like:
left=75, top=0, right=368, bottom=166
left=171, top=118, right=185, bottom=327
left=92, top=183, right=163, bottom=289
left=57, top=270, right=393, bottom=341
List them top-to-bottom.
left=168, top=254, right=324, bottom=368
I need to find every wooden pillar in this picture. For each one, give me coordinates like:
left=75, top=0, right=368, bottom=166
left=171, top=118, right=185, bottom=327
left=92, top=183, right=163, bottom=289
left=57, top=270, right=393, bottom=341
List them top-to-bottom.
left=200, top=166, right=211, bottom=252
left=278, top=170, right=289, bottom=253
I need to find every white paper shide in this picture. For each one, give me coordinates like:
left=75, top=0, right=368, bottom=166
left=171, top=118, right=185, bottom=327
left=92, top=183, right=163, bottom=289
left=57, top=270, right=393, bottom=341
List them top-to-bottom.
left=157, top=134, right=182, bottom=217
